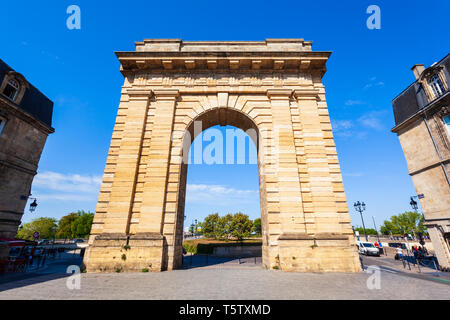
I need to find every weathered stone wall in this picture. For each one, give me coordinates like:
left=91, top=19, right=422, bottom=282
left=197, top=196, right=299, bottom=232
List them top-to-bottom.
left=0, top=96, right=52, bottom=259
left=395, top=103, right=450, bottom=270
left=213, top=245, right=262, bottom=257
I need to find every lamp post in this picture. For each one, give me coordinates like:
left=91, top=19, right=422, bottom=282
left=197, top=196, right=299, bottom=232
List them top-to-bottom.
left=21, top=194, right=38, bottom=213
left=410, top=196, right=425, bottom=240
left=410, top=197, right=418, bottom=212
left=29, top=198, right=38, bottom=213
left=354, top=201, right=368, bottom=241
left=372, top=216, right=381, bottom=243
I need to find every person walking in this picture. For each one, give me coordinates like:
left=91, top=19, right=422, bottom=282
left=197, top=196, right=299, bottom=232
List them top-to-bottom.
left=396, top=247, right=403, bottom=260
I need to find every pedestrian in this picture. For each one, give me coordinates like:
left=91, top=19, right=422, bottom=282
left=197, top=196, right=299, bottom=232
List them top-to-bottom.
left=412, top=246, right=418, bottom=259
left=395, top=247, right=403, bottom=260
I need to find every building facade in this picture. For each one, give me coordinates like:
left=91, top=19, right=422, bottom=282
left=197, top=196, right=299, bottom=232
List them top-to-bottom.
left=84, top=39, right=361, bottom=273
left=392, top=54, right=450, bottom=271
left=0, top=59, right=54, bottom=259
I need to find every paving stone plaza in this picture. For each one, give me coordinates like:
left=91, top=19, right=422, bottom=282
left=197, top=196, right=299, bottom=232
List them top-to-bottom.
left=0, top=255, right=449, bottom=300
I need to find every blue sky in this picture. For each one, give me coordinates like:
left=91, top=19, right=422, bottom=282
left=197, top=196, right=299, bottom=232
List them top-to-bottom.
left=2, top=1, right=449, bottom=230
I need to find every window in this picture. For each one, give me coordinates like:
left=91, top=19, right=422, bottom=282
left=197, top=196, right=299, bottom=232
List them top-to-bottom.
left=429, top=74, right=446, bottom=98
left=2, top=79, right=20, bottom=101
left=444, top=115, right=450, bottom=135
left=0, top=116, right=6, bottom=136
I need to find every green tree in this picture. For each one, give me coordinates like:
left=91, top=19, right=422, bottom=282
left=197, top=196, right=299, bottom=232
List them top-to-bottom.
left=56, top=210, right=94, bottom=239
left=71, top=211, right=94, bottom=238
left=380, top=211, right=426, bottom=235
left=56, top=212, right=79, bottom=239
left=229, top=212, right=253, bottom=241
left=201, top=213, right=220, bottom=239
left=217, top=213, right=233, bottom=240
left=17, top=217, right=58, bottom=240
left=253, top=218, right=262, bottom=235
left=353, top=227, right=377, bottom=236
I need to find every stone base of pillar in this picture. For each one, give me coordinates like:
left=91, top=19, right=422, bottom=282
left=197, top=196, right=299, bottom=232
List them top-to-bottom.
left=426, top=225, right=450, bottom=270
left=84, top=233, right=165, bottom=272
left=277, top=233, right=362, bottom=272
left=0, top=243, right=9, bottom=261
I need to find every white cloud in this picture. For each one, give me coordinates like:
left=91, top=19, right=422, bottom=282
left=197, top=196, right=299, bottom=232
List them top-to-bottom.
left=363, top=77, right=385, bottom=90
left=345, top=100, right=365, bottom=106
left=358, top=111, right=386, bottom=131
left=331, top=120, right=354, bottom=131
left=32, top=171, right=102, bottom=202
left=186, top=184, right=258, bottom=205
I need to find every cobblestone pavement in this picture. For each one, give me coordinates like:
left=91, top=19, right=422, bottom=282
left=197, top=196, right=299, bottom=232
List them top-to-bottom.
left=0, top=255, right=449, bottom=300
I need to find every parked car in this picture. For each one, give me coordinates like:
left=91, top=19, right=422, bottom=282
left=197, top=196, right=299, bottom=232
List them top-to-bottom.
left=73, top=239, right=85, bottom=243
left=356, top=241, right=380, bottom=256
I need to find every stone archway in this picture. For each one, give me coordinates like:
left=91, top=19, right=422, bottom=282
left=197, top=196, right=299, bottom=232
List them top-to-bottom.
left=84, top=39, right=361, bottom=273
left=173, top=107, right=263, bottom=270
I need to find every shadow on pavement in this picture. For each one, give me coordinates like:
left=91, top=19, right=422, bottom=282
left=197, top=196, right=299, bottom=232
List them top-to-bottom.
left=182, top=254, right=262, bottom=269
left=0, top=255, right=82, bottom=292
left=0, top=272, right=71, bottom=292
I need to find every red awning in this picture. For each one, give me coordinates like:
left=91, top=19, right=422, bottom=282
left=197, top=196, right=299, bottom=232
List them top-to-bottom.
left=0, top=237, right=26, bottom=247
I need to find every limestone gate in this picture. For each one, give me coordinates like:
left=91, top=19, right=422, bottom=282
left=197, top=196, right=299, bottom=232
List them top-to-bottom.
left=84, top=39, right=361, bottom=273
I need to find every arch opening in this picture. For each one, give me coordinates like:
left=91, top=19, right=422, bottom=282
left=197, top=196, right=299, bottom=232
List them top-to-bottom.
left=171, top=108, right=269, bottom=269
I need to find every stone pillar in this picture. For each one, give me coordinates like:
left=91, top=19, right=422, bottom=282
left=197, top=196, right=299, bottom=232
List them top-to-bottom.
left=84, top=88, right=154, bottom=272
left=273, top=88, right=361, bottom=272
left=266, top=89, right=308, bottom=234
left=266, top=89, right=308, bottom=270
left=137, top=90, right=179, bottom=270
left=426, top=224, right=450, bottom=270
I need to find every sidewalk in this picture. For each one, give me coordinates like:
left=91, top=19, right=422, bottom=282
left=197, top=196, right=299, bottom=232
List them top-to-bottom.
left=0, top=251, right=82, bottom=287
left=361, top=254, right=450, bottom=285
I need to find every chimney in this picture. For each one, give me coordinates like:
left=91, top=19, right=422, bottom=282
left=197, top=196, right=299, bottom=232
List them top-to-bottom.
left=411, top=64, right=425, bottom=80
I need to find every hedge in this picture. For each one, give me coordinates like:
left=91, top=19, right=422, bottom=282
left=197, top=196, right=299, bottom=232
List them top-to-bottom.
left=182, top=239, right=262, bottom=254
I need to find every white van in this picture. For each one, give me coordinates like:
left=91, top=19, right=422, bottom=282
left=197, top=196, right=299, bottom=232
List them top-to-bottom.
left=356, top=241, right=380, bottom=257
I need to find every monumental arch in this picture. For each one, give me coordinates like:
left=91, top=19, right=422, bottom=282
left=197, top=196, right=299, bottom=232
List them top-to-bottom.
left=84, top=39, right=361, bottom=273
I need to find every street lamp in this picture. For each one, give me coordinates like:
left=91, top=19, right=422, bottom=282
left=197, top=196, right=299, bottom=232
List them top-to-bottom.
left=21, top=194, right=38, bottom=213
left=410, top=196, right=419, bottom=212
left=410, top=197, right=418, bottom=211
left=29, top=198, right=38, bottom=213
left=354, top=201, right=368, bottom=241
left=372, top=216, right=381, bottom=243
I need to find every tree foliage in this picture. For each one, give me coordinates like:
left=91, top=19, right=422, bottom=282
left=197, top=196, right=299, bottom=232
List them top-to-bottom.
left=56, top=210, right=94, bottom=239
left=71, top=211, right=94, bottom=238
left=380, top=211, right=426, bottom=235
left=200, top=212, right=254, bottom=240
left=229, top=212, right=253, bottom=241
left=56, top=213, right=79, bottom=239
left=201, top=213, right=220, bottom=239
left=217, top=214, right=233, bottom=240
left=17, top=217, right=58, bottom=240
left=253, top=218, right=262, bottom=235
left=353, top=227, right=378, bottom=236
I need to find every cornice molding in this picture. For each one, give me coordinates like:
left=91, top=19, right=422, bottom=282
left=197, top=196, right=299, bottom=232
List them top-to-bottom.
left=117, top=55, right=329, bottom=75
left=126, top=87, right=153, bottom=101
left=293, top=88, right=320, bottom=101
left=153, top=89, right=180, bottom=101
left=266, top=89, right=293, bottom=99
left=0, top=96, right=54, bottom=134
